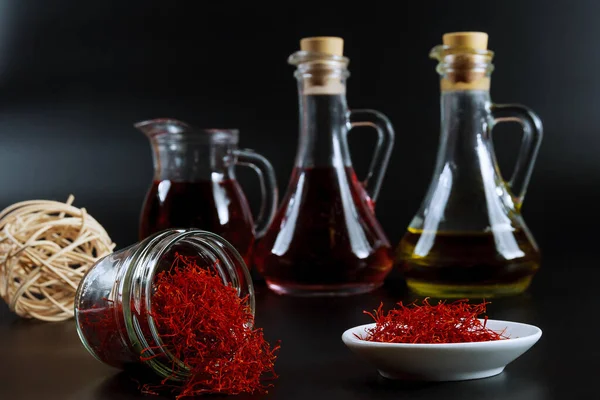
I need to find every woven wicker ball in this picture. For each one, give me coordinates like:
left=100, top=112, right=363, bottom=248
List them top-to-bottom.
left=0, top=195, right=115, bottom=321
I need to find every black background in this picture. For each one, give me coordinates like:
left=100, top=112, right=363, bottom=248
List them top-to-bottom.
left=0, top=0, right=595, bottom=261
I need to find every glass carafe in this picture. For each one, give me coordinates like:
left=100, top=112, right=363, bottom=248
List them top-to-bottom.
left=395, top=32, right=543, bottom=298
left=254, top=37, right=395, bottom=296
left=136, top=119, right=277, bottom=266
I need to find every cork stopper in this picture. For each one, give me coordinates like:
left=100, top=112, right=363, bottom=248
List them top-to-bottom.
left=436, top=32, right=492, bottom=92
left=443, top=32, right=488, bottom=50
left=300, top=37, right=344, bottom=56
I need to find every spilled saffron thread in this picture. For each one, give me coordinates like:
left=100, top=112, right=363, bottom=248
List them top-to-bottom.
left=144, top=253, right=279, bottom=398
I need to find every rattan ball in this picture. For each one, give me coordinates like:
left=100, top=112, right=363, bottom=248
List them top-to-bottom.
left=0, top=195, right=115, bottom=321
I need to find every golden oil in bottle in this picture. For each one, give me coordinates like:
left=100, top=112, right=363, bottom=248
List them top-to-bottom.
left=396, top=228, right=540, bottom=298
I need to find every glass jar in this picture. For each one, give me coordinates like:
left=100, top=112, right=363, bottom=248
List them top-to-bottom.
left=74, top=229, right=254, bottom=381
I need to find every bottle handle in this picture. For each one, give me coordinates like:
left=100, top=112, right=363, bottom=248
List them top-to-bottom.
left=491, top=104, right=543, bottom=208
left=348, top=109, right=395, bottom=202
left=233, top=149, right=278, bottom=238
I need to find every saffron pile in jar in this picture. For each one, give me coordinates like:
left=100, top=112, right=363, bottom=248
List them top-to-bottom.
left=77, top=252, right=279, bottom=398
left=361, top=298, right=507, bottom=344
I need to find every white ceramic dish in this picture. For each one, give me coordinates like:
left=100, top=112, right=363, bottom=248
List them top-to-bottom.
left=342, top=319, right=542, bottom=382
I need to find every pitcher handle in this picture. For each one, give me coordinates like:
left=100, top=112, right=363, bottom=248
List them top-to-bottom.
left=491, top=104, right=543, bottom=208
left=348, top=109, right=395, bottom=202
left=233, top=149, right=278, bottom=239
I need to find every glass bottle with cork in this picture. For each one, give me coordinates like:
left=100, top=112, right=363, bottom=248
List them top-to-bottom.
left=395, top=32, right=543, bottom=298
left=254, top=37, right=395, bottom=296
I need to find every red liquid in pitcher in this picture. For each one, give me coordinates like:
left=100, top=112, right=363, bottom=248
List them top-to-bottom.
left=254, top=166, right=393, bottom=295
left=140, top=179, right=255, bottom=265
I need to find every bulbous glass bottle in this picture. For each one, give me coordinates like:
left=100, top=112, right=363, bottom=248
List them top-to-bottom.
left=395, top=32, right=543, bottom=298
left=254, top=37, right=395, bottom=296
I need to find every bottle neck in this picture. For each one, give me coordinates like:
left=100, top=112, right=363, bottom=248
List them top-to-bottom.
left=433, top=49, right=495, bottom=169
left=294, top=75, right=352, bottom=168
left=437, top=88, right=493, bottom=166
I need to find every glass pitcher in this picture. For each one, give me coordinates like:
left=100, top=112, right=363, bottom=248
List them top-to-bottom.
left=395, top=32, right=543, bottom=298
left=254, top=37, right=395, bottom=296
left=136, top=118, right=278, bottom=266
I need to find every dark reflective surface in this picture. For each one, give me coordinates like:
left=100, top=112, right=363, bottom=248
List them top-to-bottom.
left=0, top=261, right=594, bottom=399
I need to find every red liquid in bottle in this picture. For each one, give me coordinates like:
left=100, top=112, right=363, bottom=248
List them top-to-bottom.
left=254, top=166, right=393, bottom=295
left=140, top=179, right=255, bottom=265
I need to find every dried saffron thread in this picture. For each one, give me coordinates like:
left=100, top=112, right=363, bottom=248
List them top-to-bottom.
left=145, top=253, right=279, bottom=398
left=360, top=298, right=507, bottom=344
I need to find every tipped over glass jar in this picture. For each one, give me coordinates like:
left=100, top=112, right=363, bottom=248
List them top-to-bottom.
left=74, top=229, right=254, bottom=379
